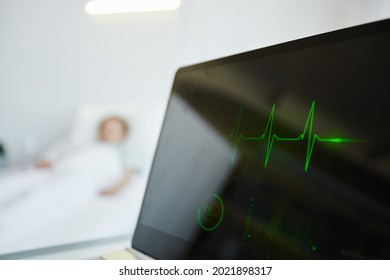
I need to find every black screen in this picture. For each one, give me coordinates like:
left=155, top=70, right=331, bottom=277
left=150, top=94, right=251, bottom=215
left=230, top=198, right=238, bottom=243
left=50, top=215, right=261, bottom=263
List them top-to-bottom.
left=133, top=19, right=390, bottom=259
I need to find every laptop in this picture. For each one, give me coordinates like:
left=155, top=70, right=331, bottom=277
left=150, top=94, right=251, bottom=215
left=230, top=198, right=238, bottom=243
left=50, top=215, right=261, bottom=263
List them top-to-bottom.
left=102, top=18, right=390, bottom=260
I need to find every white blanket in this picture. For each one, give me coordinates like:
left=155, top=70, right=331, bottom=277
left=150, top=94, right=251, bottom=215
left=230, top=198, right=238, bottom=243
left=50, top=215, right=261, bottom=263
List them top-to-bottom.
left=0, top=143, right=147, bottom=255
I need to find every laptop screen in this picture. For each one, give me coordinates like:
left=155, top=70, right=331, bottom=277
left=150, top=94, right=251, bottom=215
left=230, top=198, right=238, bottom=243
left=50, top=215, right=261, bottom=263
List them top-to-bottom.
left=133, top=19, right=390, bottom=259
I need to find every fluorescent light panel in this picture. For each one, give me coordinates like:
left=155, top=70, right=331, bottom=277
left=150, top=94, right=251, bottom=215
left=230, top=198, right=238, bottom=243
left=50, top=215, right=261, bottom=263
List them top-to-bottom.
left=85, top=0, right=181, bottom=15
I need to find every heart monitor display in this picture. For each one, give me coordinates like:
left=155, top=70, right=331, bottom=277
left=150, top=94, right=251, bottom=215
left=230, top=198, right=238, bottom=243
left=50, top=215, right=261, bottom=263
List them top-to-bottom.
left=133, top=19, right=390, bottom=259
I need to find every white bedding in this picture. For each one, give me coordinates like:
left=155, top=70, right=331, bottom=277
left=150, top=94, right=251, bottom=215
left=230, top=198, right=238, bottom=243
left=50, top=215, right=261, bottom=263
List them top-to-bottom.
left=0, top=143, right=148, bottom=255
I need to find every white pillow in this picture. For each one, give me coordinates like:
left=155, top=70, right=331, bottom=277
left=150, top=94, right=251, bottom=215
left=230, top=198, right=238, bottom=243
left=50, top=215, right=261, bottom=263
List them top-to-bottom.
left=67, top=103, right=162, bottom=173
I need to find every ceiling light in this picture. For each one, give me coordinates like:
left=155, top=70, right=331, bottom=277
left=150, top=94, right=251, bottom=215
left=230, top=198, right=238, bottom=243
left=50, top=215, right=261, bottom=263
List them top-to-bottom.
left=85, top=0, right=181, bottom=15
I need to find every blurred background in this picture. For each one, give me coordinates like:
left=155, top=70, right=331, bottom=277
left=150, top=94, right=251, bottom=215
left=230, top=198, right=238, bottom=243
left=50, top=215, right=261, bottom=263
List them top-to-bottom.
left=0, top=0, right=389, bottom=255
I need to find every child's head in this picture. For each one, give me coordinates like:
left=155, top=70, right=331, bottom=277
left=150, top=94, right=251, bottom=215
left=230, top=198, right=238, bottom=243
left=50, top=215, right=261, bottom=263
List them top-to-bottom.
left=98, top=116, right=129, bottom=144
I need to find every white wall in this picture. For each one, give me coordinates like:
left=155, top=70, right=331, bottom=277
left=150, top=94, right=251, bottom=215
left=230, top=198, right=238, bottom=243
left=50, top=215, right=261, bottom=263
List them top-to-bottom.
left=0, top=0, right=180, bottom=164
left=1, top=0, right=389, bottom=165
left=178, top=0, right=390, bottom=64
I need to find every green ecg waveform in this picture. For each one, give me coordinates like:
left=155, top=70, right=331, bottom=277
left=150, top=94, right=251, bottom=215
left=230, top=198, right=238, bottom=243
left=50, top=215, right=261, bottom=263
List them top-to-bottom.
left=227, top=101, right=361, bottom=171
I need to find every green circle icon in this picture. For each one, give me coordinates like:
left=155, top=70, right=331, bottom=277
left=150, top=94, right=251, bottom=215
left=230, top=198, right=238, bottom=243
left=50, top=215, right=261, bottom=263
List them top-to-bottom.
left=197, top=194, right=224, bottom=231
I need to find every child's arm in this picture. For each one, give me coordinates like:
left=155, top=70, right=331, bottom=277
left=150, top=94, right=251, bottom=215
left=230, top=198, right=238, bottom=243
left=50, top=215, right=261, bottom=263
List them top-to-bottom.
left=100, top=169, right=132, bottom=195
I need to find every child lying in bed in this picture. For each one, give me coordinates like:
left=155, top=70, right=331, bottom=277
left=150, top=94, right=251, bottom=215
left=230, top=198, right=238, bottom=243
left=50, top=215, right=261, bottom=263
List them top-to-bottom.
left=0, top=115, right=133, bottom=208
left=36, top=116, right=132, bottom=195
